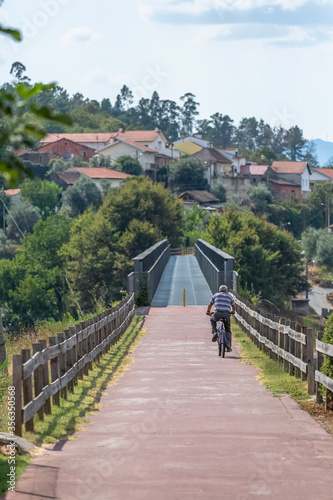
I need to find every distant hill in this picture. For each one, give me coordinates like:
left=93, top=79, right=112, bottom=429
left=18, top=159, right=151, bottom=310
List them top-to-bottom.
left=311, top=139, right=333, bottom=166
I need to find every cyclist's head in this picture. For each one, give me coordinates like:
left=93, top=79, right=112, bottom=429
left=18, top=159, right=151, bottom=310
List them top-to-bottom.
left=219, top=285, right=228, bottom=293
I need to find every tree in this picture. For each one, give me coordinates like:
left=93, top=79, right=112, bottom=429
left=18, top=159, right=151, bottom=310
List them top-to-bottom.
left=10, top=61, right=30, bottom=82
left=180, top=93, right=199, bottom=136
left=101, top=98, right=112, bottom=115
left=210, top=113, right=234, bottom=148
left=234, top=117, right=259, bottom=151
left=285, top=126, right=306, bottom=161
left=302, top=141, right=319, bottom=168
left=113, top=155, right=143, bottom=176
left=168, top=157, right=208, bottom=192
left=62, top=176, right=102, bottom=217
left=62, top=178, right=183, bottom=308
left=20, top=179, right=62, bottom=219
left=211, top=180, right=226, bottom=202
left=307, top=182, right=333, bottom=228
left=247, top=183, right=273, bottom=215
left=6, top=201, right=41, bottom=240
left=206, top=209, right=305, bottom=303
left=0, top=214, right=73, bottom=327
left=302, top=228, right=333, bottom=268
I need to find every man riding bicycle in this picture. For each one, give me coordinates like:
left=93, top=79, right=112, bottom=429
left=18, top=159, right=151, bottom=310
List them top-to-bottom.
left=206, top=285, right=236, bottom=352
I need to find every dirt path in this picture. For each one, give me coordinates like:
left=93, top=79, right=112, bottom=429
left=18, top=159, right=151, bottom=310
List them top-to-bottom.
left=7, top=307, right=333, bottom=500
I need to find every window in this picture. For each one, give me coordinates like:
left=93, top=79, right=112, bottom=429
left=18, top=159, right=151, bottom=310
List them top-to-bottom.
left=64, top=151, right=70, bottom=159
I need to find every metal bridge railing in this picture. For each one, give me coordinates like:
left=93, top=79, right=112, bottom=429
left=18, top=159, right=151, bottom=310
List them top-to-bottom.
left=195, top=239, right=235, bottom=293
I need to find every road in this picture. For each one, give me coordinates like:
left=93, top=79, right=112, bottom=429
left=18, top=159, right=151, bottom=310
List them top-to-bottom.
left=303, top=285, right=333, bottom=315
left=8, top=307, right=333, bottom=500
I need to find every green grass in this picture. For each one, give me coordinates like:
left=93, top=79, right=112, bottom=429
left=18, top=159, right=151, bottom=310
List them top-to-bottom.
left=0, top=315, right=145, bottom=497
left=233, top=320, right=311, bottom=402
left=0, top=455, right=31, bottom=497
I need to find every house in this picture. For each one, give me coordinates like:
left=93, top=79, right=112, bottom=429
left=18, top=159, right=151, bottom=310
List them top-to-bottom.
left=40, top=129, right=167, bottom=153
left=40, top=133, right=113, bottom=151
left=172, top=133, right=213, bottom=155
left=96, top=137, right=170, bottom=180
left=37, top=138, right=94, bottom=161
left=219, top=147, right=247, bottom=174
left=191, top=148, right=232, bottom=185
left=13, top=150, right=54, bottom=166
left=267, top=161, right=312, bottom=198
left=240, top=164, right=269, bottom=184
left=47, top=167, right=131, bottom=190
left=71, top=167, right=131, bottom=189
left=310, top=168, right=333, bottom=187
left=46, top=169, right=81, bottom=190
left=4, top=189, right=21, bottom=204
left=178, top=190, right=221, bottom=211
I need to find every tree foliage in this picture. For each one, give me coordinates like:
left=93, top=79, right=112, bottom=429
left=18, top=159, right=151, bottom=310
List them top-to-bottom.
left=112, top=155, right=143, bottom=176
left=168, top=157, right=208, bottom=192
left=62, top=176, right=102, bottom=217
left=62, top=178, right=183, bottom=308
left=20, top=179, right=62, bottom=219
left=247, top=183, right=273, bottom=215
left=6, top=200, right=41, bottom=240
left=206, top=209, right=305, bottom=303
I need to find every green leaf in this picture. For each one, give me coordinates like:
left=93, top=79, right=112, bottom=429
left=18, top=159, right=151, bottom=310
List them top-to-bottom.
left=0, top=25, right=22, bottom=41
left=30, top=104, right=73, bottom=125
left=23, top=125, right=46, bottom=139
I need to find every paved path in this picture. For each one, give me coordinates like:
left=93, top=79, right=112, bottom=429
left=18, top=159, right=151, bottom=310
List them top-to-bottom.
left=151, top=256, right=212, bottom=307
left=303, top=285, right=333, bottom=315
left=8, top=307, right=333, bottom=500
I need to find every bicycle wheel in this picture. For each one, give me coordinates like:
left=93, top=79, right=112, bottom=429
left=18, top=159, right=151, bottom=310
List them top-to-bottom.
left=221, top=332, right=226, bottom=358
left=218, top=340, right=222, bottom=356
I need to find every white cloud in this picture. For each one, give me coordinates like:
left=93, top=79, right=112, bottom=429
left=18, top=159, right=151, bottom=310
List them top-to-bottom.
left=136, top=0, right=312, bottom=17
left=59, top=27, right=101, bottom=49
left=80, top=67, right=129, bottom=86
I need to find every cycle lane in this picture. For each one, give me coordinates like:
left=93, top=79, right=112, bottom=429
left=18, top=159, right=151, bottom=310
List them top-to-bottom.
left=7, top=306, right=333, bottom=500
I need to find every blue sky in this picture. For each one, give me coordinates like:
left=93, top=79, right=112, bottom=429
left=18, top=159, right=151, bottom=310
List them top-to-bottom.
left=1, top=0, right=333, bottom=141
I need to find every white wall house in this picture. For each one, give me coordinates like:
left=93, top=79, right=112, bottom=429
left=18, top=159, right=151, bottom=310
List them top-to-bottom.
left=96, top=139, right=157, bottom=173
left=271, top=161, right=312, bottom=194
left=71, top=167, right=131, bottom=189
left=310, top=168, right=333, bottom=185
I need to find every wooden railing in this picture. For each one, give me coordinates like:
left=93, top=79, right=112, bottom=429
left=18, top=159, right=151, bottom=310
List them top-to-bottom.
left=232, top=293, right=320, bottom=398
left=12, top=294, right=135, bottom=436
left=315, top=333, right=333, bottom=408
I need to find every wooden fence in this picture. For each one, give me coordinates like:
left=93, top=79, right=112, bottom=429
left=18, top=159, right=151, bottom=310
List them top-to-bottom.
left=232, top=293, right=333, bottom=407
left=12, top=294, right=135, bottom=437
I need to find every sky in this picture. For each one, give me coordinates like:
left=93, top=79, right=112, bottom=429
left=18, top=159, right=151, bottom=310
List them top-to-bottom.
left=0, top=0, right=333, bottom=141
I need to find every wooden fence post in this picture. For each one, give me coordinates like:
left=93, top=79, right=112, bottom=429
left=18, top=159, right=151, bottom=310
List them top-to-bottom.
left=284, top=320, right=290, bottom=373
left=289, top=321, right=295, bottom=377
left=294, top=324, right=302, bottom=379
left=303, top=327, right=315, bottom=395
left=64, top=330, right=74, bottom=394
left=316, top=331, right=324, bottom=404
left=57, top=333, right=67, bottom=400
left=49, top=337, right=60, bottom=406
left=39, top=339, right=51, bottom=415
left=32, top=343, right=44, bottom=420
left=22, top=349, right=34, bottom=432
left=12, top=354, right=22, bottom=437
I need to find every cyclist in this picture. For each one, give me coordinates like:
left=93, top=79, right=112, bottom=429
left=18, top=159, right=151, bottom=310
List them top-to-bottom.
left=206, top=285, right=236, bottom=351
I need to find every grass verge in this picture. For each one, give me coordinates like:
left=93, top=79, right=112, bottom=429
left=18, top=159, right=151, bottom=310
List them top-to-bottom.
left=0, top=315, right=145, bottom=497
left=233, top=320, right=333, bottom=436
left=232, top=321, right=310, bottom=401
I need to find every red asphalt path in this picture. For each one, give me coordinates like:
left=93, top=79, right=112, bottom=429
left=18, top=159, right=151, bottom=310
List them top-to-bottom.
left=7, top=306, right=333, bottom=500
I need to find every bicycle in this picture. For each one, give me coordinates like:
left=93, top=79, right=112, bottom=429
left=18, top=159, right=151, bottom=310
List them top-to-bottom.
left=218, top=318, right=228, bottom=358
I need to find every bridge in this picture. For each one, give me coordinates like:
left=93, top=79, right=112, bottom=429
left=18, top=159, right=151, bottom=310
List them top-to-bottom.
left=127, top=238, right=237, bottom=306
left=8, top=240, right=333, bottom=500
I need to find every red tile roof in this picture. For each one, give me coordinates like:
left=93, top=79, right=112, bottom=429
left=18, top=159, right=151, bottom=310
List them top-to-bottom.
left=41, top=130, right=164, bottom=145
left=41, top=133, right=111, bottom=144
left=113, top=138, right=157, bottom=153
left=271, top=161, right=308, bottom=174
left=250, top=165, right=268, bottom=176
left=72, top=167, right=131, bottom=179
left=313, top=168, right=333, bottom=179
left=4, top=189, right=20, bottom=196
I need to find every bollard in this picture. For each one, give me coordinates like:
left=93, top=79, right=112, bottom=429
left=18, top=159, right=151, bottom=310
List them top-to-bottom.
left=183, top=289, right=186, bottom=307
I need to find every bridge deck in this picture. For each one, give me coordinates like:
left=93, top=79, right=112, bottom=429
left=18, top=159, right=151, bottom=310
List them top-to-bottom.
left=152, top=255, right=212, bottom=306
left=10, top=307, right=333, bottom=500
